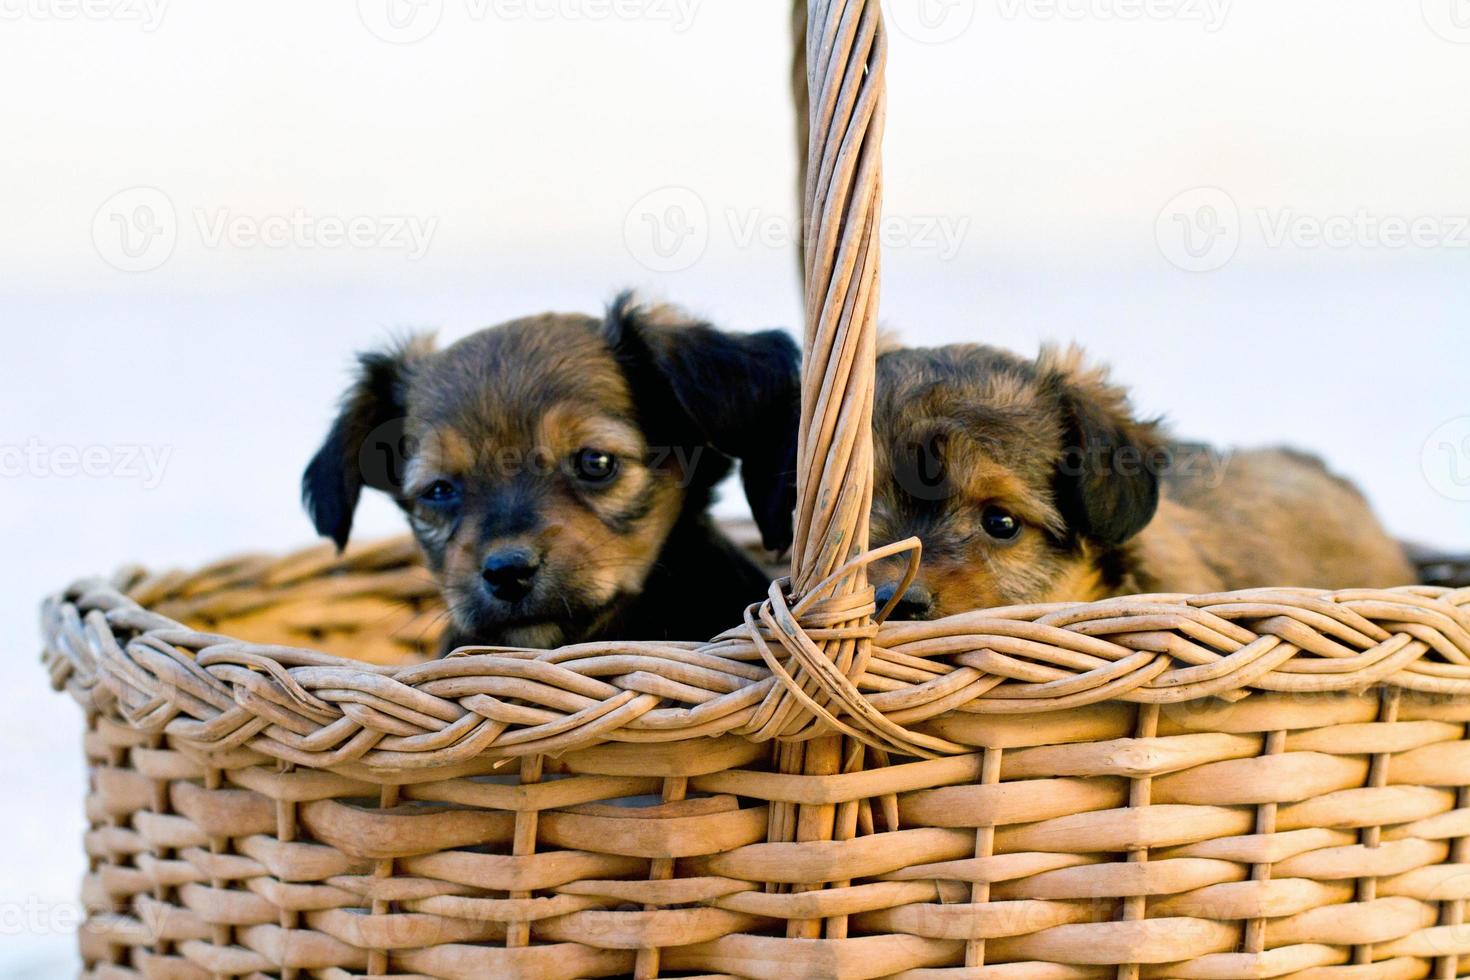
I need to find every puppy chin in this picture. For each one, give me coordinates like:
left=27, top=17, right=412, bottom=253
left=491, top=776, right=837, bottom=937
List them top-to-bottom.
left=440, top=581, right=627, bottom=652
left=446, top=608, right=568, bottom=651
left=498, top=622, right=567, bottom=649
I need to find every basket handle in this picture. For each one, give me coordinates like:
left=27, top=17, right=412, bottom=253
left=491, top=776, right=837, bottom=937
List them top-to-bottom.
left=747, top=0, right=920, bottom=755
left=788, top=0, right=886, bottom=598
left=751, top=3, right=897, bottom=922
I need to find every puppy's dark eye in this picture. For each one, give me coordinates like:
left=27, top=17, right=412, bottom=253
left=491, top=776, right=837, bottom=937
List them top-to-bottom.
left=572, top=448, right=618, bottom=485
left=419, top=480, right=460, bottom=507
left=980, top=505, right=1021, bottom=541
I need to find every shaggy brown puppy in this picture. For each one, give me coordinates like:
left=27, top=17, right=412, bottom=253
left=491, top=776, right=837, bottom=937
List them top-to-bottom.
left=303, top=294, right=799, bottom=651
left=869, top=344, right=1415, bottom=618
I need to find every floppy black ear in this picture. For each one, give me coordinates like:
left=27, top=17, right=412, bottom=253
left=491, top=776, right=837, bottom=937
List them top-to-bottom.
left=603, top=293, right=801, bottom=553
left=302, top=336, right=431, bottom=550
left=1041, top=345, right=1162, bottom=549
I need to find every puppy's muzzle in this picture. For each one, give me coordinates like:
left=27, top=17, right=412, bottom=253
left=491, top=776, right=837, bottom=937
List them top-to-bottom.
left=481, top=548, right=542, bottom=603
left=876, top=580, right=935, bottom=621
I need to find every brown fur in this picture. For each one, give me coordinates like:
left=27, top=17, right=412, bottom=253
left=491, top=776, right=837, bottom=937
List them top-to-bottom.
left=304, top=295, right=800, bottom=651
left=870, top=343, right=1415, bottom=617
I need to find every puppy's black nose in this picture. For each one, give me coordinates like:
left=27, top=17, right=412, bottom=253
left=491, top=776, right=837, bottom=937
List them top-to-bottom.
left=481, top=548, right=540, bottom=602
left=875, top=581, right=936, bottom=621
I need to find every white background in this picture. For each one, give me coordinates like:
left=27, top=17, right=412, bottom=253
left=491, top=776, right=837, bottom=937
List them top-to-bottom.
left=3, top=1, right=1469, bottom=974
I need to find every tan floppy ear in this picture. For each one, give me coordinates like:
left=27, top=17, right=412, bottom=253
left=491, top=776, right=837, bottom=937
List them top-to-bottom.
left=602, top=292, right=801, bottom=553
left=302, top=334, right=434, bottom=550
left=1038, top=344, right=1165, bottom=548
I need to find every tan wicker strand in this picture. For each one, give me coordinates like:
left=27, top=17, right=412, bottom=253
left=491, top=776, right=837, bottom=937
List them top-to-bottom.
left=792, top=0, right=809, bottom=279
left=1358, top=688, right=1403, bottom=969
left=1116, top=703, right=1161, bottom=980
left=95, top=719, right=132, bottom=975
left=1241, top=728, right=1286, bottom=958
left=964, top=745, right=1003, bottom=968
left=505, top=754, right=544, bottom=951
left=273, top=758, right=303, bottom=980
left=1436, top=768, right=1470, bottom=980
left=633, top=773, right=689, bottom=979
left=366, top=782, right=400, bottom=975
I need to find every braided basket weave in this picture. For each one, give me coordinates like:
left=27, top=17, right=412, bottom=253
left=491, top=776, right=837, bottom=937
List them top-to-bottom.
left=43, top=2, right=1470, bottom=977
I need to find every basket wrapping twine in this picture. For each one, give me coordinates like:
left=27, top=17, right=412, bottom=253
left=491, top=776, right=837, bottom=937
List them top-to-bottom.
left=39, top=0, right=1470, bottom=976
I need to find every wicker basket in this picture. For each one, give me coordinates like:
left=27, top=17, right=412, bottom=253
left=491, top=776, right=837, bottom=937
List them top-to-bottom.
left=43, top=2, right=1470, bottom=977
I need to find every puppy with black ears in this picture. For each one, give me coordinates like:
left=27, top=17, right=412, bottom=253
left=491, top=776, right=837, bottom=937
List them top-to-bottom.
left=303, top=293, right=800, bottom=652
left=869, top=343, right=1416, bottom=619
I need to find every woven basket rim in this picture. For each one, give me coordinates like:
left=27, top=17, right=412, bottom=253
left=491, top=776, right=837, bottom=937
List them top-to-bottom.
left=42, top=533, right=1470, bottom=774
